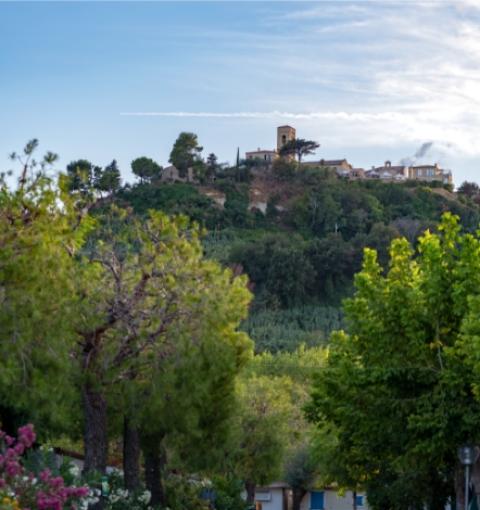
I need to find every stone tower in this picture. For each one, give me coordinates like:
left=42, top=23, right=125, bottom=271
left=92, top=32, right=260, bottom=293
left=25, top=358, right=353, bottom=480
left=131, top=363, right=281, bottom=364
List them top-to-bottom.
left=277, top=125, right=296, bottom=152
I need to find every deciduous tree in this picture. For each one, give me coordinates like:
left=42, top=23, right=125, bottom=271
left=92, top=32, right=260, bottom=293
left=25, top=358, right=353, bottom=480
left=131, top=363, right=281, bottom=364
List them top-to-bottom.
left=307, top=213, right=480, bottom=510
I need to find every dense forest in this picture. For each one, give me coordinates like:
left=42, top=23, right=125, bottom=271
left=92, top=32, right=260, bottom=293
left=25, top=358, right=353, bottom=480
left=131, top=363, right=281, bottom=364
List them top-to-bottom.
left=108, top=153, right=480, bottom=352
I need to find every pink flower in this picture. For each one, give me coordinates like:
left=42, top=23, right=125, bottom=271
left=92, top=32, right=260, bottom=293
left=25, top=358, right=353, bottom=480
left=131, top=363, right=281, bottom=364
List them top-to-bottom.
left=18, top=424, right=36, bottom=448
left=14, top=442, right=25, bottom=455
left=40, top=469, right=52, bottom=483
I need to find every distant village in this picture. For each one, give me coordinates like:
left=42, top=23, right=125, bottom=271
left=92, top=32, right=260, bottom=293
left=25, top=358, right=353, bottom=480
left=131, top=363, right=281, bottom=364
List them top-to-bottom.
left=159, top=125, right=453, bottom=187
left=245, top=125, right=453, bottom=185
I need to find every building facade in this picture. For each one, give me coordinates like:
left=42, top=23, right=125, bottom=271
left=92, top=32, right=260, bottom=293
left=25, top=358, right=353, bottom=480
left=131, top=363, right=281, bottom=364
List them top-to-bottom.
left=277, top=125, right=296, bottom=151
left=243, top=126, right=453, bottom=184
left=245, top=126, right=297, bottom=163
left=245, top=149, right=278, bottom=163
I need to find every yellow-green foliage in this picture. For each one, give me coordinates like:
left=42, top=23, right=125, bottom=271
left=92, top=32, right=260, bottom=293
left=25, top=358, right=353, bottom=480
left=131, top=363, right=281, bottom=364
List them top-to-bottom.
left=308, top=212, right=480, bottom=510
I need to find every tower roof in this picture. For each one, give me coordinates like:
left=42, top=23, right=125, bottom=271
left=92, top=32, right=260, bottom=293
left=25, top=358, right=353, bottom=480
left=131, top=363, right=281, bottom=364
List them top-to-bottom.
left=277, top=125, right=295, bottom=129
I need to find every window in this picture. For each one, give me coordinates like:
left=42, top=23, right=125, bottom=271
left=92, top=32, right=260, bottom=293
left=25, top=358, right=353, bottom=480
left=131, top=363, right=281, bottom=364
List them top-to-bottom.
left=282, top=135, right=286, bottom=144
left=310, top=491, right=324, bottom=510
left=356, top=495, right=364, bottom=507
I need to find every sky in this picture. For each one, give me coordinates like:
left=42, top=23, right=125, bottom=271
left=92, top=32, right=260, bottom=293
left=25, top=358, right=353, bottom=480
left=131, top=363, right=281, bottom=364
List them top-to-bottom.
left=1, top=1, right=480, bottom=185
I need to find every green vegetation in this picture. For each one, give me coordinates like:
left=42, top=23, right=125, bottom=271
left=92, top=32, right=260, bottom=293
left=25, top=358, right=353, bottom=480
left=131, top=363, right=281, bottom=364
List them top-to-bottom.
left=4, top=134, right=480, bottom=510
left=115, top=150, right=480, bottom=352
left=307, top=214, right=480, bottom=510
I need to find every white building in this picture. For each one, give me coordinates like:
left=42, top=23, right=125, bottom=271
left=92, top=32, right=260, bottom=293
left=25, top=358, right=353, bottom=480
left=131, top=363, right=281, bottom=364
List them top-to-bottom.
left=247, top=484, right=368, bottom=510
left=300, top=490, right=367, bottom=510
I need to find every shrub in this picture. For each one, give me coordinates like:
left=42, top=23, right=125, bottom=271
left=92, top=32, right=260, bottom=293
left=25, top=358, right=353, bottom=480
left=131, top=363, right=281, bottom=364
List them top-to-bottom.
left=0, top=424, right=88, bottom=510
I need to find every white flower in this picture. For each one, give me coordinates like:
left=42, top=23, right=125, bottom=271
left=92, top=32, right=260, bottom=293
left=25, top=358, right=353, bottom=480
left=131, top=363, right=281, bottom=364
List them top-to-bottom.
left=69, top=465, right=81, bottom=478
left=138, top=490, right=151, bottom=504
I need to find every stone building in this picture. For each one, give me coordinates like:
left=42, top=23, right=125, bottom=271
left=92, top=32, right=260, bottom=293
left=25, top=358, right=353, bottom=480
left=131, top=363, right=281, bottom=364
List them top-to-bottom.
left=245, top=125, right=297, bottom=163
left=277, top=125, right=296, bottom=151
left=244, top=126, right=453, bottom=185
left=245, top=148, right=277, bottom=164
left=366, top=160, right=409, bottom=181
left=364, top=161, right=453, bottom=184
left=409, top=163, right=452, bottom=185
left=160, top=165, right=195, bottom=183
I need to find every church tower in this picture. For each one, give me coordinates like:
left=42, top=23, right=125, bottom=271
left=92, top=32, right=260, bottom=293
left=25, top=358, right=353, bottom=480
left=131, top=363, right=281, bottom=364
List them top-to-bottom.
left=277, top=125, right=296, bottom=152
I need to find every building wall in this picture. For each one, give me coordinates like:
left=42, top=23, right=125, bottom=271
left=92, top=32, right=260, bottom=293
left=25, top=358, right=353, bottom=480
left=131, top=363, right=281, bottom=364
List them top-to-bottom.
left=277, top=126, right=296, bottom=151
left=246, top=150, right=277, bottom=162
left=160, top=165, right=194, bottom=183
left=254, top=487, right=286, bottom=510
left=300, top=490, right=368, bottom=510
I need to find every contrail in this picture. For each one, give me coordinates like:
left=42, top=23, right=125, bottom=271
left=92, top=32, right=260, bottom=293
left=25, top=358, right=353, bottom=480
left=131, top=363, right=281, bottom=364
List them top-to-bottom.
left=119, top=110, right=409, bottom=122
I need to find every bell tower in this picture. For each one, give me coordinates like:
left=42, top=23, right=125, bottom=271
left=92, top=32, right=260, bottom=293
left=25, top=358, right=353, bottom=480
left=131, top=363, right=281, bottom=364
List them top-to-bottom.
left=277, top=125, right=296, bottom=152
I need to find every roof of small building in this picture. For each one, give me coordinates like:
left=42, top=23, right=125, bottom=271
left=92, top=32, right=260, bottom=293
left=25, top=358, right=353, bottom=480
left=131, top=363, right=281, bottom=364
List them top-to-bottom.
left=246, top=149, right=277, bottom=154
left=320, top=159, right=348, bottom=165
left=412, top=164, right=440, bottom=169
left=375, top=165, right=406, bottom=171
left=256, top=481, right=290, bottom=490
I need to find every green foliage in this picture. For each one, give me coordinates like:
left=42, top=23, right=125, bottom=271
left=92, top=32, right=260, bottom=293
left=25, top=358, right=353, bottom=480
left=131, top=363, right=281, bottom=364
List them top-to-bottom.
left=169, top=132, right=203, bottom=177
left=279, top=138, right=320, bottom=162
left=0, top=143, right=93, bottom=433
left=131, top=157, right=162, bottom=184
left=272, top=158, right=298, bottom=181
left=65, top=159, right=101, bottom=198
left=94, top=159, right=121, bottom=195
left=116, top=183, right=222, bottom=228
left=307, top=213, right=480, bottom=509
left=230, top=234, right=315, bottom=308
left=242, top=306, right=342, bottom=352
left=230, top=375, right=295, bottom=488
left=164, top=475, right=209, bottom=510
left=210, top=475, right=249, bottom=510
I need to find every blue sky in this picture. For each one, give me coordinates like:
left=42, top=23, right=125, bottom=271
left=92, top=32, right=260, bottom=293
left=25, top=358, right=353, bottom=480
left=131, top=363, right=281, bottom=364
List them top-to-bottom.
left=1, top=1, right=480, bottom=185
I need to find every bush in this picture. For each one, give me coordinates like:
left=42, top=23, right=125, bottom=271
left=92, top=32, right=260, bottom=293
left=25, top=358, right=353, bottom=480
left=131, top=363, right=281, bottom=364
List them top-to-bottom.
left=0, top=424, right=88, bottom=510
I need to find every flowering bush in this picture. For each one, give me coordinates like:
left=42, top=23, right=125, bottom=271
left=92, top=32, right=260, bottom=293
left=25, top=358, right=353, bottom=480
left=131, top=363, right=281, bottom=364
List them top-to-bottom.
left=0, top=424, right=89, bottom=510
left=64, top=467, right=152, bottom=510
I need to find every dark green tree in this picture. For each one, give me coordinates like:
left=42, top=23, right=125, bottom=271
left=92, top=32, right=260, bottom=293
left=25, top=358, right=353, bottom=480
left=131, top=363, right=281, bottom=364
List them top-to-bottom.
left=169, top=132, right=203, bottom=178
left=279, top=138, right=320, bottom=162
left=206, top=153, right=219, bottom=181
left=131, top=157, right=163, bottom=184
left=65, top=159, right=98, bottom=195
left=94, top=159, right=121, bottom=196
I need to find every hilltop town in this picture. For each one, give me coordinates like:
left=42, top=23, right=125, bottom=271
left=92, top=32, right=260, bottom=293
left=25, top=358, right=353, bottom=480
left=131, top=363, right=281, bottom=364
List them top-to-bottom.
left=160, top=125, right=453, bottom=187
left=245, top=125, right=453, bottom=185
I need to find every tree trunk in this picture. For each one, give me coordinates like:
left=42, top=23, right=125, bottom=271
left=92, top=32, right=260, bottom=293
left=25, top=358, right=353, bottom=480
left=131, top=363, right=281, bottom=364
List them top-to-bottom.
left=82, top=383, right=108, bottom=475
left=123, top=417, right=141, bottom=492
left=144, top=440, right=166, bottom=507
left=470, top=454, right=480, bottom=510
left=456, top=462, right=466, bottom=510
left=245, top=481, right=256, bottom=505
left=292, top=488, right=306, bottom=510
left=353, top=489, right=357, bottom=510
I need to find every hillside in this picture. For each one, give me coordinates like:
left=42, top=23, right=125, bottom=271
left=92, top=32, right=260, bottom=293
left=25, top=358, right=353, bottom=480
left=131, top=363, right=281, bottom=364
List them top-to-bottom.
left=115, top=166, right=480, bottom=352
